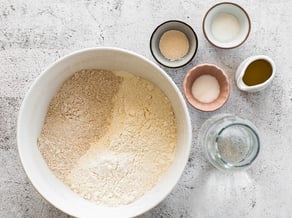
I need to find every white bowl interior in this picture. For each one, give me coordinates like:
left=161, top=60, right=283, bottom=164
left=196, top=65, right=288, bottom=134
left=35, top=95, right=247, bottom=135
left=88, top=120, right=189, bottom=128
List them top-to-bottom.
left=204, top=3, right=250, bottom=48
left=150, top=21, right=198, bottom=68
left=17, top=48, right=192, bottom=218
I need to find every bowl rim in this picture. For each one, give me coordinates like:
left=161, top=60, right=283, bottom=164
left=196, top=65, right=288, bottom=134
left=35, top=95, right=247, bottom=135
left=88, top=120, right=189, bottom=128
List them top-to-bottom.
left=202, top=2, right=251, bottom=49
left=150, top=20, right=198, bottom=68
left=17, top=47, right=192, bottom=217
left=183, top=63, right=230, bottom=112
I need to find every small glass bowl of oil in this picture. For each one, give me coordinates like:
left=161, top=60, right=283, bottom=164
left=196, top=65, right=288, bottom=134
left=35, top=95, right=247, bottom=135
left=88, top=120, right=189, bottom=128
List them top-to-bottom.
left=199, top=114, right=260, bottom=171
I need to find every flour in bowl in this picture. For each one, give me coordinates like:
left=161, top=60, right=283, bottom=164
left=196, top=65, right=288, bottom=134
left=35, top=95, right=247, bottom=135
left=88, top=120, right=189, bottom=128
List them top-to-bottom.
left=38, top=69, right=177, bottom=206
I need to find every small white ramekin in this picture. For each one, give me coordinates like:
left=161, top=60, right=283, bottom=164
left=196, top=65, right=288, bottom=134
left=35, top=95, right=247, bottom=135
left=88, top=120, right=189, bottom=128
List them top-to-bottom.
left=203, top=2, right=251, bottom=49
left=150, top=20, right=198, bottom=68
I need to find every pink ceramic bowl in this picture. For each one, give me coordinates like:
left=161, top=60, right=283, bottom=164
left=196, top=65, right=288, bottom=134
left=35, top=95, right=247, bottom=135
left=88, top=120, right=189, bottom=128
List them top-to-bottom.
left=183, top=64, right=230, bottom=112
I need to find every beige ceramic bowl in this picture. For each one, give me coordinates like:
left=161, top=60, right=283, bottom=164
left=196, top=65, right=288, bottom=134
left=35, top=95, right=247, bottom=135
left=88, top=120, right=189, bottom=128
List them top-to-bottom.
left=183, top=64, right=230, bottom=111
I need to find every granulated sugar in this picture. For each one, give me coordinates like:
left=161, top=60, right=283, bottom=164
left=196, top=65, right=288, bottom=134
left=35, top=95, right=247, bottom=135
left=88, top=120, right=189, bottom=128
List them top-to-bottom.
left=38, top=69, right=177, bottom=206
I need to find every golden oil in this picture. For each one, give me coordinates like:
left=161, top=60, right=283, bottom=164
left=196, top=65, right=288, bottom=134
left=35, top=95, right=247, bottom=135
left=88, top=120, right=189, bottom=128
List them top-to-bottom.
left=242, top=59, right=273, bottom=86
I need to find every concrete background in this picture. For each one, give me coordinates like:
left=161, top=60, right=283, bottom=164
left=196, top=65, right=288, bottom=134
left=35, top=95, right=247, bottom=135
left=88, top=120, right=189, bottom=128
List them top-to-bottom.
left=1, top=0, right=292, bottom=217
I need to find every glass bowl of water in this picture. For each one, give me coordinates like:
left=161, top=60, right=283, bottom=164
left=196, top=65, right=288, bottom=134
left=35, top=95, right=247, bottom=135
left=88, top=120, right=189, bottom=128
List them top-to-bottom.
left=199, top=114, right=260, bottom=171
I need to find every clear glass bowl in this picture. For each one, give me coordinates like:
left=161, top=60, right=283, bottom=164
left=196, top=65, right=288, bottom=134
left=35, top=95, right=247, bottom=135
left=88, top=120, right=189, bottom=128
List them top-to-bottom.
left=199, top=114, right=260, bottom=171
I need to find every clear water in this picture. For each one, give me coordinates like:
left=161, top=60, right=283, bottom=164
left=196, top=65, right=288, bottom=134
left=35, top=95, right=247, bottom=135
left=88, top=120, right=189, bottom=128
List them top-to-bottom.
left=200, top=114, right=260, bottom=170
left=215, top=124, right=258, bottom=165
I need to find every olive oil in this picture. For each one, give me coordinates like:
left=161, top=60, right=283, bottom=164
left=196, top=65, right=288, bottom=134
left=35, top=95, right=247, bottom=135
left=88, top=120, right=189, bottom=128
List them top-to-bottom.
left=242, top=59, right=273, bottom=86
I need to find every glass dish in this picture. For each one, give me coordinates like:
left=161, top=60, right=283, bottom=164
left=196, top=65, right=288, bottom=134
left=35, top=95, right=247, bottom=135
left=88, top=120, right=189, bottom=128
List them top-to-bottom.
left=199, top=114, right=260, bottom=171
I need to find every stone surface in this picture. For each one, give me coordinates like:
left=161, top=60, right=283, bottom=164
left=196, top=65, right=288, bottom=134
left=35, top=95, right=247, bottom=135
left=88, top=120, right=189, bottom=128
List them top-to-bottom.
left=1, top=0, right=292, bottom=217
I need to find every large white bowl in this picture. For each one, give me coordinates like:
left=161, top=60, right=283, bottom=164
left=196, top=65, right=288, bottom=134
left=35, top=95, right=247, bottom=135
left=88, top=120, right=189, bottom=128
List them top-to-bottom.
left=17, top=48, right=192, bottom=218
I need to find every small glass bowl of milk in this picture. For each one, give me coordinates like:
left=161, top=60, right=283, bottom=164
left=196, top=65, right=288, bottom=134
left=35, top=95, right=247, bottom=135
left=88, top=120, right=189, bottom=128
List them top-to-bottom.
left=203, top=2, right=251, bottom=49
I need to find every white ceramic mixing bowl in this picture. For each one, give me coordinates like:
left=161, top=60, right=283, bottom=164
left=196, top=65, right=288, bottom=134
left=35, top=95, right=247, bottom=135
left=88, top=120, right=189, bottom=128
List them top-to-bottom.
left=17, top=47, right=192, bottom=218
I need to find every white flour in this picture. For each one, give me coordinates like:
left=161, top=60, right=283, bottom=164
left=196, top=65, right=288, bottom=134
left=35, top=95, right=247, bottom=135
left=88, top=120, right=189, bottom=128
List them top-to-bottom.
left=211, top=13, right=241, bottom=42
left=38, top=70, right=177, bottom=206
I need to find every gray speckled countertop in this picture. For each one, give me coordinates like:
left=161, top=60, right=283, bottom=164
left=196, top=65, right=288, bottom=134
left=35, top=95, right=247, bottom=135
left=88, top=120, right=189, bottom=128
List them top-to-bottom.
left=1, top=0, right=292, bottom=217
